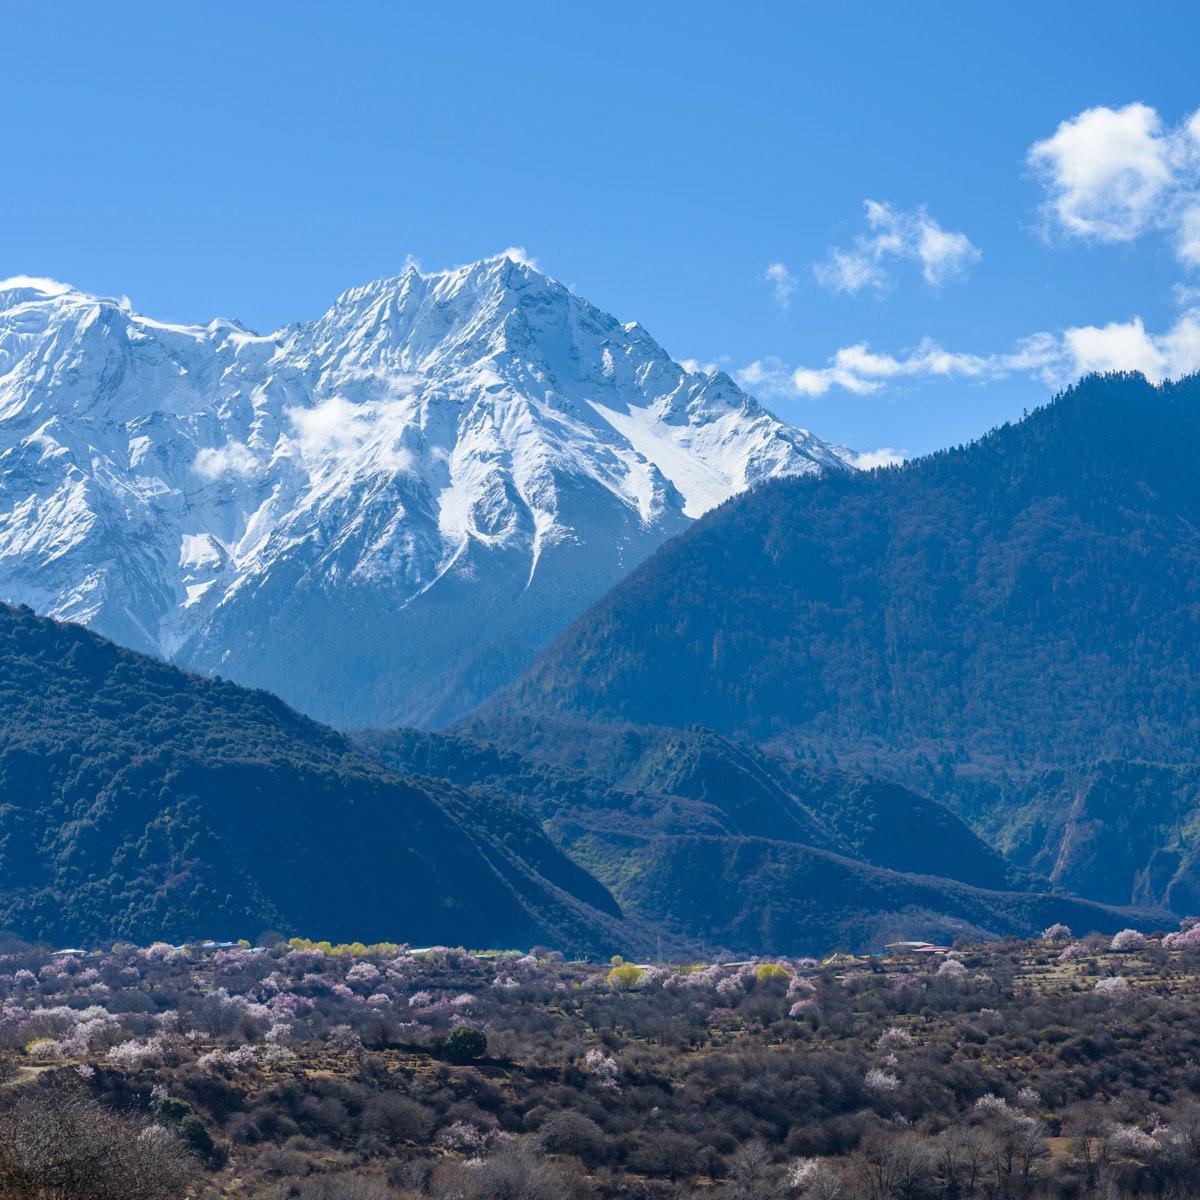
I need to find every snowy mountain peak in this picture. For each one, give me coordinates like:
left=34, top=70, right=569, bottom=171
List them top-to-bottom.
left=0, top=256, right=855, bottom=728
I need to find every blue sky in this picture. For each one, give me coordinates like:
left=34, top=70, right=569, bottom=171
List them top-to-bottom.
left=5, top=1, right=1200, bottom=457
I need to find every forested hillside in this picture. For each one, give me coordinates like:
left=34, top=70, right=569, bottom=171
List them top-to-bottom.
left=487, top=372, right=1200, bottom=831
left=0, top=599, right=1154, bottom=959
left=0, top=604, right=636, bottom=954
left=362, top=721, right=1160, bottom=953
left=970, top=760, right=1200, bottom=912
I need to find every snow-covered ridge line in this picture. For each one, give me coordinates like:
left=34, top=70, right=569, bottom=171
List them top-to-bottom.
left=0, top=254, right=854, bottom=728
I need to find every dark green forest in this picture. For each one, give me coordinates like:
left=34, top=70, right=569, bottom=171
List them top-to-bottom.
left=485, top=373, right=1200, bottom=911
left=496, top=373, right=1200, bottom=770
left=0, top=604, right=630, bottom=954
left=361, top=722, right=1160, bottom=954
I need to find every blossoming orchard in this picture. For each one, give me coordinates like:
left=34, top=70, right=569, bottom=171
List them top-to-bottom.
left=3, top=926, right=1200, bottom=1198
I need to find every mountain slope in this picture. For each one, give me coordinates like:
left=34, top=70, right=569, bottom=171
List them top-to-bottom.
left=0, top=260, right=848, bottom=729
left=491, top=373, right=1200, bottom=777
left=0, top=603, right=648, bottom=954
left=441, top=716, right=1020, bottom=889
left=360, top=720, right=1155, bottom=955
left=357, top=723, right=847, bottom=885
left=973, top=760, right=1200, bottom=912
left=625, top=835, right=1159, bottom=955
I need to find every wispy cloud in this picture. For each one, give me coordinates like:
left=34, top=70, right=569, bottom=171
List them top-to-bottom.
left=1028, top=102, right=1200, bottom=265
left=813, top=200, right=981, bottom=295
left=499, top=246, right=541, bottom=270
left=762, top=262, right=799, bottom=310
left=0, top=275, right=75, bottom=298
left=737, top=306, right=1200, bottom=399
left=679, top=357, right=724, bottom=376
left=286, top=396, right=418, bottom=473
left=193, top=440, right=261, bottom=480
left=847, top=446, right=907, bottom=469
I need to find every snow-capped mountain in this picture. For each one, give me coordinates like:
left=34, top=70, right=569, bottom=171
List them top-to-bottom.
left=0, top=254, right=853, bottom=728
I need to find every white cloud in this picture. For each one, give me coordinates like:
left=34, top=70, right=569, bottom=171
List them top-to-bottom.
left=1028, top=102, right=1200, bottom=263
left=1028, top=103, right=1171, bottom=242
left=1176, top=199, right=1200, bottom=267
left=814, top=200, right=981, bottom=295
left=914, top=220, right=981, bottom=286
left=499, top=246, right=540, bottom=270
left=816, top=248, right=888, bottom=295
left=762, top=262, right=799, bottom=309
left=0, top=275, right=75, bottom=298
left=1173, top=282, right=1200, bottom=306
left=737, top=307, right=1200, bottom=400
left=1046, top=309, right=1200, bottom=383
left=1060, top=317, right=1163, bottom=379
left=742, top=339, right=1000, bottom=399
left=679, top=357, right=722, bottom=376
left=734, top=358, right=786, bottom=392
left=287, top=396, right=417, bottom=473
left=288, top=396, right=375, bottom=458
left=193, top=440, right=261, bottom=480
left=849, top=447, right=907, bottom=469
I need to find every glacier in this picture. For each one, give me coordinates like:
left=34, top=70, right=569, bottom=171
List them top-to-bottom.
left=0, top=254, right=853, bottom=728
